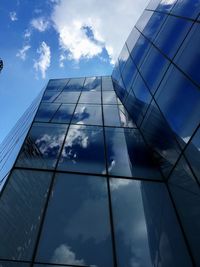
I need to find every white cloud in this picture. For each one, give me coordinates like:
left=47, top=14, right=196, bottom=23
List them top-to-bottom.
left=51, top=0, right=149, bottom=63
left=10, top=11, right=18, bottom=21
left=31, top=17, right=50, bottom=32
left=34, top=42, right=51, bottom=79
left=16, top=45, right=31, bottom=61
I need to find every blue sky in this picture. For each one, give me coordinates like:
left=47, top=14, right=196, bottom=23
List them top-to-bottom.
left=0, top=0, right=148, bottom=144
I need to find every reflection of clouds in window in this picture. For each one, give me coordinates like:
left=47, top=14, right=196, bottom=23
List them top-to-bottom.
left=161, top=0, right=176, bottom=4
left=65, top=126, right=89, bottom=149
left=35, top=133, right=63, bottom=155
left=182, top=136, right=191, bottom=144
left=108, top=159, right=116, bottom=172
left=110, top=178, right=132, bottom=190
left=51, top=244, right=85, bottom=265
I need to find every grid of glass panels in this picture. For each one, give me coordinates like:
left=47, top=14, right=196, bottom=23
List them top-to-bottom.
left=112, top=0, right=200, bottom=265
left=0, top=73, right=193, bottom=266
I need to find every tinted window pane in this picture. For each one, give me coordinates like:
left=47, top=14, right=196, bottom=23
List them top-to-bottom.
left=171, top=0, right=200, bottom=19
left=126, top=27, right=140, bottom=54
left=118, top=44, right=130, bottom=73
left=121, top=55, right=137, bottom=92
left=102, top=76, right=114, bottom=91
left=83, top=77, right=101, bottom=91
left=63, top=78, right=84, bottom=91
left=46, top=79, right=69, bottom=91
left=42, top=91, right=60, bottom=103
left=103, top=91, right=117, bottom=104
left=54, top=92, right=80, bottom=104
left=79, top=92, right=101, bottom=104
left=35, top=103, right=60, bottom=122
left=51, top=104, right=75, bottom=123
left=72, top=104, right=102, bottom=126
left=103, top=105, right=121, bottom=127
left=118, top=105, right=136, bottom=128
left=16, top=123, right=68, bottom=170
left=58, top=125, right=106, bottom=174
left=105, top=128, right=162, bottom=179
left=0, top=170, right=52, bottom=260
left=36, top=173, right=113, bottom=267
left=110, top=178, right=192, bottom=267
left=0, top=263, right=30, bottom=267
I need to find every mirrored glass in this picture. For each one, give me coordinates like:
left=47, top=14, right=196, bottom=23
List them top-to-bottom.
left=171, top=0, right=200, bottom=19
left=126, top=27, right=140, bottom=53
left=118, top=44, right=130, bottom=73
left=121, top=55, right=138, bottom=92
left=112, top=60, right=121, bottom=81
left=102, top=76, right=114, bottom=91
left=83, top=77, right=101, bottom=91
left=63, top=78, right=85, bottom=91
left=45, top=79, right=69, bottom=91
left=112, top=79, right=128, bottom=103
left=42, top=91, right=60, bottom=103
left=103, top=91, right=117, bottom=104
left=54, top=92, right=80, bottom=104
left=79, top=92, right=101, bottom=104
left=34, top=103, right=60, bottom=122
left=51, top=104, right=75, bottom=123
left=72, top=104, right=102, bottom=126
left=103, top=105, right=121, bottom=127
left=118, top=105, right=136, bottom=128
left=16, top=123, right=68, bottom=170
left=58, top=125, right=106, bottom=174
left=105, top=128, right=162, bottom=179
left=168, top=156, right=200, bottom=266
left=0, top=169, right=52, bottom=260
left=36, top=173, right=113, bottom=267
left=110, top=178, right=192, bottom=267
left=0, top=262, right=30, bottom=267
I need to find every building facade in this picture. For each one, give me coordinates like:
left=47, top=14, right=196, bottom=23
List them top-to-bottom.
left=0, top=0, right=200, bottom=266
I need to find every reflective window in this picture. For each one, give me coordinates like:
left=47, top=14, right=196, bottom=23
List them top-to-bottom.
left=147, top=0, right=177, bottom=12
left=171, top=0, right=200, bottom=19
left=136, top=10, right=154, bottom=33
left=154, top=15, right=193, bottom=59
left=174, top=23, right=200, bottom=87
left=126, top=27, right=140, bottom=54
left=118, top=44, right=130, bottom=73
left=139, top=45, right=170, bottom=94
left=121, top=55, right=137, bottom=92
left=112, top=61, right=121, bottom=81
left=155, top=65, right=200, bottom=146
left=102, top=76, right=114, bottom=91
left=83, top=77, right=101, bottom=91
left=63, top=78, right=84, bottom=91
left=46, top=79, right=69, bottom=91
left=112, top=79, right=128, bottom=103
left=42, top=91, right=60, bottom=103
left=103, top=91, right=117, bottom=104
left=54, top=92, right=80, bottom=104
left=79, top=92, right=101, bottom=104
left=35, top=103, right=60, bottom=122
left=51, top=104, right=75, bottom=123
left=72, top=104, right=102, bottom=126
left=103, top=105, right=121, bottom=127
left=118, top=105, right=136, bottom=128
left=16, top=123, right=68, bottom=170
left=58, top=125, right=106, bottom=174
left=105, top=128, right=162, bottom=179
left=168, top=156, right=200, bottom=266
left=0, top=169, right=52, bottom=260
left=36, top=173, right=113, bottom=267
left=110, top=178, right=192, bottom=267
left=0, top=263, right=30, bottom=267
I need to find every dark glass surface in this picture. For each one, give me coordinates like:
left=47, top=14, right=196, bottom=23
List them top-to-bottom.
left=171, top=0, right=200, bottom=19
left=154, top=15, right=193, bottom=59
left=174, top=23, right=200, bottom=87
left=126, top=27, right=140, bottom=54
left=139, top=45, right=170, bottom=94
left=121, top=55, right=137, bottom=92
left=112, top=61, right=121, bottom=81
left=155, top=65, right=200, bottom=146
left=102, top=76, right=114, bottom=91
left=83, top=77, right=101, bottom=91
left=63, top=78, right=84, bottom=91
left=45, top=79, right=69, bottom=91
left=42, top=91, right=60, bottom=103
left=102, top=91, right=117, bottom=104
left=54, top=92, right=80, bottom=104
left=79, top=92, right=101, bottom=104
left=35, top=103, right=60, bottom=122
left=51, top=104, right=75, bottom=124
left=72, top=104, right=102, bottom=126
left=103, top=105, right=121, bottom=127
left=118, top=105, right=136, bottom=128
left=16, top=123, right=68, bottom=169
left=57, top=125, right=106, bottom=174
left=184, top=126, right=200, bottom=183
left=105, top=128, right=162, bottom=179
left=168, top=156, right=200, bottom=266
left=0, top=169, right=52, bottom=260
left=36, top=173, right=113, bottom=267
left=110, top=178, right=192, bottom=267
left=0, top=263, right=30, bottom=267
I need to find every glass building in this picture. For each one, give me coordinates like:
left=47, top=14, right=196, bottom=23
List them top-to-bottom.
left=0, top=0, right=200, bottom=266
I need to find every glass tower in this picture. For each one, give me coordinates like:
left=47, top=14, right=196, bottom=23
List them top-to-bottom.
left=0, top=0, right=200, bottom=266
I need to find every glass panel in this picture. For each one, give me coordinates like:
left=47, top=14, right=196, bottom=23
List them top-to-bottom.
left=171, top=0, right=200, bottom=19
left=136, top=10, right=154, bottom=33
left=154, top=15, right=193, bottom=59
left=174, top=23, right=200, bottom=87
left=126, top=27, right=140, bottom=54
left=118, top=44, right=130, bottom=73
left=121, top=55, right=137, bottom=92
left=112, top=60, right=121, bottom=82
left=155, top=65, right=200, bottom=147
left=102, top=76, right=114, bottom=91
left=83, top=77, right=101, bottom=91
left=63, top=78, right=85, bottom=91
left=45, top=79, right=69, bottom=91
left=112, top=79, right=128, bottom=103
left=41, top=91, right=60, bottom=103
left=102, top=91, right=117, bottom=104
left=54, top=92, right=80, bottom=104
left=79, top=92, right=101, bottom=104
left=34, top=103, right=60, bottom=122
left=51, top=104, right=75, bottom=124
left=72, top=104, right=102, bottom=126
left=103, top=105, right=121, bottom=127
left=118, top=105, right=136, bottom=128
left=16, top=123, right=68, bottom=170
left=57, top=125, right=106, bottom=174
left=105, top=128, right=162, bottom=179
left=168, top=156, right=200, bottom=266
left=0, top=169, right=52, bottom=260
left=36, top=173, right=113, bottom=267
left=110, top=178, right=192, bottom=267
left=0, top=262, right=30, bottom=267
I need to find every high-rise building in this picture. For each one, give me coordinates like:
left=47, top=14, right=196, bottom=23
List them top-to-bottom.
left=0, top=0, right=200, bottom=266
